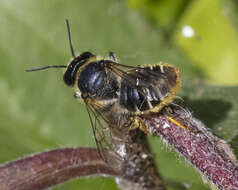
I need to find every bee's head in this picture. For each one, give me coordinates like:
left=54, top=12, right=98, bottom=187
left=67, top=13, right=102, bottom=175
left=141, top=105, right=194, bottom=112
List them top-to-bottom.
left=26, top=19, right=115, bottom=100
left=62, top=19, right=95, bottom=86
left=63, top=51, right=94, bottom=86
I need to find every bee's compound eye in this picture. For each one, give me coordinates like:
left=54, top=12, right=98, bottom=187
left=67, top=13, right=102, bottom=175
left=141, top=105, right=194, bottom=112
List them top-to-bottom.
left=64, top=53, right=94, bottom=87
left=64, top=59, right=80, bottom=86
left=64, top=68, right=75, bottom=86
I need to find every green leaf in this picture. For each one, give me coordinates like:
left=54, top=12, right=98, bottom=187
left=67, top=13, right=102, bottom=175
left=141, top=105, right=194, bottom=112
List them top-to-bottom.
left=0, top=0, right=237, bottom=190
left=127, top=0, right=189, bottom=30
left=127, top=0, right=238, bottom=85
left=172, top=0, right=238, bottom=85
left=219, top=0, right=238, bottom=33
left=180, top=78, right=238, bottom=140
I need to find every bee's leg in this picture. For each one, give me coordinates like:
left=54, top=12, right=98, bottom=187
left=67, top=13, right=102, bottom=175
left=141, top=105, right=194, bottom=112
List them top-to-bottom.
left=109, top=51, right=117, bottom=61
left=161, top=106, right=188, bottom=131
left=163, top=106, right=188, bottom=131
left=163, top=106, right=174, bottom=117
left=128, top=116, right=149, bottom=134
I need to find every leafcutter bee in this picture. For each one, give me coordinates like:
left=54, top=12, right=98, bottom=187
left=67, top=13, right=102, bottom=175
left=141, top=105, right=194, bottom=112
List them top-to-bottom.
left=26, top=20, right=181, bottom=165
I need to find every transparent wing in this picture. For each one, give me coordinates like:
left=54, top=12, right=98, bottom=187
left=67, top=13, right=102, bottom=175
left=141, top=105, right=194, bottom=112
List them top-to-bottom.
left=105, top=61, right=180, bottom=113
left=106, top=61, right=179, bottom=93
left=84, top=97, right=123, bottom=164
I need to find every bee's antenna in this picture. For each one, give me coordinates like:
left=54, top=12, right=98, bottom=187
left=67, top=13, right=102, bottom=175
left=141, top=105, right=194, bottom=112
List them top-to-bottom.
left=26, top=19, right=74, bottom=73
left=66, top=19, right=75, bottom=58
left=26, top=65, right=67, bottom=72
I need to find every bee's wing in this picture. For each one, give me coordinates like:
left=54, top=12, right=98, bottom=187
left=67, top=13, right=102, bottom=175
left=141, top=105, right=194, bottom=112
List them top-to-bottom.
left=105, top=61, right=180, bottom=113
left=106, top=61, right=179, bottom=90
left=84, top=97, right=123, bottom=165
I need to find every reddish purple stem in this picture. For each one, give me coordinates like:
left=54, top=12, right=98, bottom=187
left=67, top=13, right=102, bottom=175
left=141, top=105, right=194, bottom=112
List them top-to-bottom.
left=1, top=107, right=237, bottom=190
left=144, top=110, right=238, bottom=190
left=0, top=147, right=119, bottom=190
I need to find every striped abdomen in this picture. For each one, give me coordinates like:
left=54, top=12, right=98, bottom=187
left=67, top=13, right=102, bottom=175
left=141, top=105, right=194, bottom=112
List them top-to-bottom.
left=119, top=64, right=180, bottom=114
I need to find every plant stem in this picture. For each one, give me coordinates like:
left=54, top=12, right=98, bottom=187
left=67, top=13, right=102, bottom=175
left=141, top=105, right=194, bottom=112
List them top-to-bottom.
left=143, top=106, right=238, bottom=190
left=115, top=129, right=166, bottom=190
left=0, top=147, right=119, bottom=190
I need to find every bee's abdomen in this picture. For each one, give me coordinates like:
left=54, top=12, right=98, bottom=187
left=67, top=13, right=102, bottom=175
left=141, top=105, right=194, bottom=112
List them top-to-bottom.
left=120, top=82, right=160, bottom=112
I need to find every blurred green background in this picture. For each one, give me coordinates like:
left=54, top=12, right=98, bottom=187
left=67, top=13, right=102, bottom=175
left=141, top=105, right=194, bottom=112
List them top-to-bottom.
left=0, top=0, right=238, bottom=190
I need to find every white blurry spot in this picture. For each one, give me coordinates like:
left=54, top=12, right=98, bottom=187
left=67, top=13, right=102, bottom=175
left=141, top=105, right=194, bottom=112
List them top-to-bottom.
left=182, top=25, right=195, bottom=38
left=160, top=65, right=164, bottom=73
left=136, top=78, right=139, bottom=86
left=163, top=122, right=170, bottom=129
left=117, top=144, right=126, bottom=157
left=141, top=153, right=148, bottom=159
left=115, top=177, right=121, bottom=185
left=183, top=183, right=191, bottom=189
